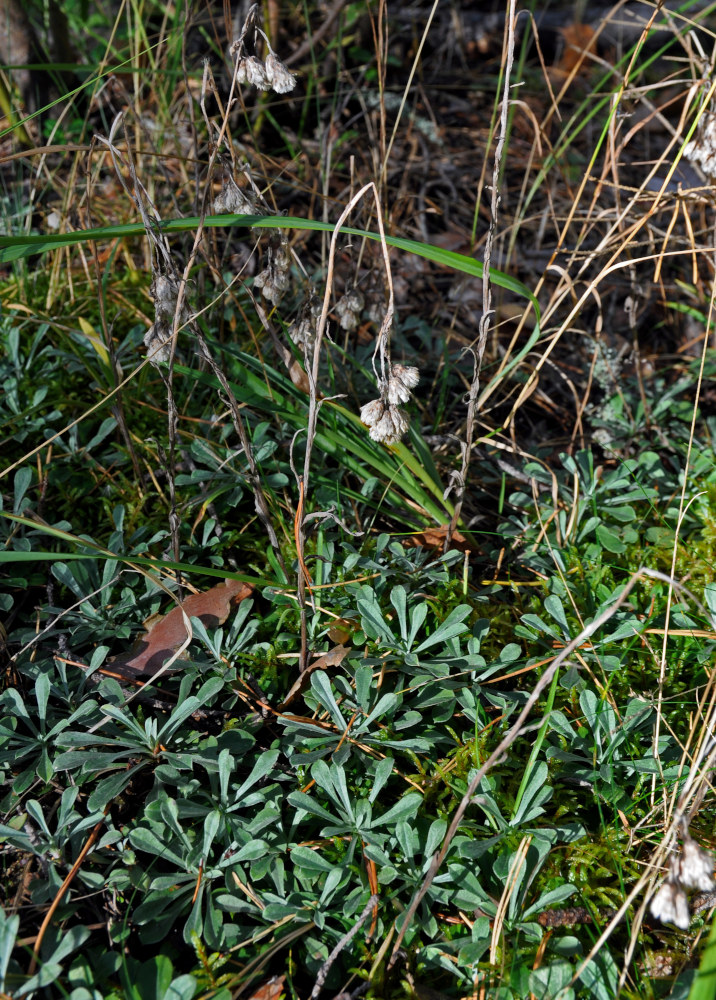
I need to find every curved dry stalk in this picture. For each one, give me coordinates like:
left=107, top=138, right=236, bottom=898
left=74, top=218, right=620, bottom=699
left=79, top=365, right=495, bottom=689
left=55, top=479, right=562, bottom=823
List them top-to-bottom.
left=445, top=0, right=516, bottom=544
left=296, top=180, right=395, bottom=670
left=28, top=812, right=107, bottom=976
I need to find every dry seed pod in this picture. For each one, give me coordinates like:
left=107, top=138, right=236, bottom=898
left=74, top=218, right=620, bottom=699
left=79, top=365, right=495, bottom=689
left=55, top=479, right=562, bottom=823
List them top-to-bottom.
left=265, top=52, right=296, bottom=94
left=684, top=112, right=716, bottom=177
left=214, top=176, right=255, bottom=215
left=254, top=262, right=290, bottom=305
left=145, top=274, right=190, bottom=365
left=151, top=274, right=181, bottom=315
left=335, top=288, right=365, bottom=332
left=288, top=300, right=320, bottom=349
left=144, top=320, right=172, bottom=364
left=679, top=835, right=716, bottom=892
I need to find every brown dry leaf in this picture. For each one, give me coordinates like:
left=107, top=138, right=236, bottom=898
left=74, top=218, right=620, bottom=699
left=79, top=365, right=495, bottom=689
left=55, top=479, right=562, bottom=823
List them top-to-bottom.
left=552, top=23, right=597, bottom=78
left=287, top=357, right=311, bottom=393
left=407, top=525, right=478, bottom=554
left=108, top=579, right=253, bottom=680
left=327, top=618, right=354, bottom=644
left=278, top=644, right=351, bottom=710
left=246, top=976, right=285, bottom=1000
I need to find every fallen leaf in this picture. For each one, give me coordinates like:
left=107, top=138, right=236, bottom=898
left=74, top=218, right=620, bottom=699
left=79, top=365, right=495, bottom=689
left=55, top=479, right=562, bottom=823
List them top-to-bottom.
left=552, top=23, right=597, bottom=78
left=406, top=525, right=479, bottom=554
left=108, top=579, right=253, bottom=680
left=327, top=618, right=354, bottom=644
left=278, top=645, right=351, bottom=710
left=246, top=976, right=285, bottom=1000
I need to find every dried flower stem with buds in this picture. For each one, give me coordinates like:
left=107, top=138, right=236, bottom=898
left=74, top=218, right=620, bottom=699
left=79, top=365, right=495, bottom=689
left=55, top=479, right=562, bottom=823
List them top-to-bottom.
left=443, top=0, right=516, bottom=551
left=92, top=2, right=298, bottom=590
left=295, top=181, right=419, bottom=669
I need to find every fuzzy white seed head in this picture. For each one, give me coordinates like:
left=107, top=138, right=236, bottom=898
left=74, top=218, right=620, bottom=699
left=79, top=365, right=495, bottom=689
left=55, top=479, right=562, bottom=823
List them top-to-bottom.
left=265, top=52, right=297, bottom=94
left=237, top=55, right=270, bottom=90
left=684, top=113, right=716, bottom=177
left=254, top=264, right=290, bottom=305
left=386, top=364, right=420, bottom=405
left=360, top=398, right=409, bottom=445
left=360, top=398, right=385, bottom=428
left=372, top=404, right=409, bottom=445
left=679, top=836, right=716, bottom=892
left=650, top=879, right=690, bottom=930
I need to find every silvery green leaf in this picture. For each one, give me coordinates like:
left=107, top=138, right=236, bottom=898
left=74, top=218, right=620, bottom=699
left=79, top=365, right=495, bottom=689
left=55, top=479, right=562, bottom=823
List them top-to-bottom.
left=413, top=604, right=471, bottom=653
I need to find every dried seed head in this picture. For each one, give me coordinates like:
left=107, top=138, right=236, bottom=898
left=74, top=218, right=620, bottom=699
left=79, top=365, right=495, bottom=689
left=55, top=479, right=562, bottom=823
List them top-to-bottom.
left=265, top=52, right=297, bottom=94
left=237, top=55, right=270, bottom=90
left=684, top=112, right=716, bottom=176
left=214, top=177, right=255, bottom=215
left=254, top=238, right=292, bottom=305
left=273, top=242, right=291, bottom=273
left=254, top=263, right=290, bottom=305
left=146, top=273, right=190, bottom=364
left=151, top=274, right=180, bottom=315
left=151, top=274, right=189, bottom=326
left=335, top=288, right=365, bottom=332
left=365, top=297, right=386, bottom=325
left=288, top=301, right=320, bottom=350
left=288, top=315, right=314, bottom=349
left=144, top=320, right=173, bottom=365
left=386, top=364, right=420, bottom=405
left=360, top=398, right=409, bottom=445
left=360, top=398, right=385, bottom=428
left=679, top=836, right=716, bottom=892
left=650, top=878, right=690, bottom=930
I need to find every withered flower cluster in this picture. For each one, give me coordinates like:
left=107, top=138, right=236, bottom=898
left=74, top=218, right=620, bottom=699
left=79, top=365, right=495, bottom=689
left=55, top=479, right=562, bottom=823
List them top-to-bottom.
left=231, top=37, right=296, bottom=95
left=683, top=111, right=716, bottom=178
left=213, top=173, right=256, bottom=215
left=254, top=238, right=291, bottom=305
left=144, top=273, right=189, bottom=365
left=335, top=288, right=365, bottom=332
left=288, top=299, right=321, bottom=351
left=360, top=363, right=420, bottom=446
left=650, top=830, right=715, bottom=930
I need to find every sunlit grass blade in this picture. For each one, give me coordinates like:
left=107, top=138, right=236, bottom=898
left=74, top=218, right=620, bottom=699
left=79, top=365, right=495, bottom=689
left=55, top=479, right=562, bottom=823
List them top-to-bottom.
left=0, top=214, right=539, bottom=332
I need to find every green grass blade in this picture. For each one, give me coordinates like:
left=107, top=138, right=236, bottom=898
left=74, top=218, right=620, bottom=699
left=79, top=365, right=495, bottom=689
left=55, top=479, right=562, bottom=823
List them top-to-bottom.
left=0, top=214, right=539, bottom=331
left=0, top=513, right=265, bottom=586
